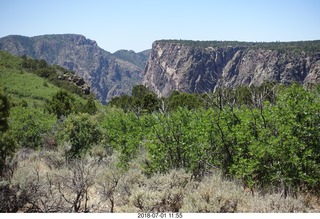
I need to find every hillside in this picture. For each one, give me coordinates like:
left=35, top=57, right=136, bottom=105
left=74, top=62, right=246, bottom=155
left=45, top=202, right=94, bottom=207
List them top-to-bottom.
left=0, top=34, right=146, bottom=104
left=143, top=40, right=320, bottom=97
left=0, top=50, right=102, bottom=152
left=0, top=50, right=59, bottom=104
left=0, top=50, right=102, bottom=114
left=0, top=50, right=91, bottom=100
left=1, top=50, right=320, bottom=213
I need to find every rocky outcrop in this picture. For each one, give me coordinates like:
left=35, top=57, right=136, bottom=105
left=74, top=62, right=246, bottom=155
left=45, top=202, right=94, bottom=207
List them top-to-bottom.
left=0, top=34, right=146, bottom=104
left=143, top=41, right=320, bottom=97
left=58, top=73, right=90, bottom=94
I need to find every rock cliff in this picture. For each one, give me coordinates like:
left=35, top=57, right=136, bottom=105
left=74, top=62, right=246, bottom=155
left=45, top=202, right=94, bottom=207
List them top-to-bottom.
left=0, top=34, right=148, bottom=104
left=2, top=35, right=319, bottom=102
left=143, top=40, right=320, bottom=97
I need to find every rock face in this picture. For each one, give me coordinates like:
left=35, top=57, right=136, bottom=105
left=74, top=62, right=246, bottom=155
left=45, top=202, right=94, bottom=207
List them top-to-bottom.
left=0, top=34, right=149, bottom=104
left=2, top=35, right=319, bottom=102
left=143, top=40, right=320, bottom=97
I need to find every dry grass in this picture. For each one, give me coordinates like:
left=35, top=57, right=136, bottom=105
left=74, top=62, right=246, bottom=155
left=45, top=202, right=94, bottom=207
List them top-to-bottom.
left=1, top=147, right=318, bottom=213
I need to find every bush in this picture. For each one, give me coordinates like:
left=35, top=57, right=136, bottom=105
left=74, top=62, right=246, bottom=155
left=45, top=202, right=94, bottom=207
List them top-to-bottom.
left=228, top=84, right=320, bottom=193
left=0, top=89, right=10, bottom=132
left=0, top=90, right=17, bottom=176
left=46, top=90, right=76, bottom=118
left=82, top=97, right=97, bottom=115
left=10, top=107, right=55, bottom=149
left=145, top=108, right=216, bottom=177
left=102, top=109, right=143, bottom=168
left=60, top=113, right=103, bottom=159
left=0, top=132, right=16, bottom=177
left=1, top=145, right=315, bottom=213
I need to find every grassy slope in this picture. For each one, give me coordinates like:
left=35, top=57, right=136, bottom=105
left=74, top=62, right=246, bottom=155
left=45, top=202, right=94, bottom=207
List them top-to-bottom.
left=0, top=50, right=60, bottom=105
left=0, top=50, right=101, bottom=106
left=0, top=51, right=103, bottom=142
left=0, top=68, right=60, bottom=105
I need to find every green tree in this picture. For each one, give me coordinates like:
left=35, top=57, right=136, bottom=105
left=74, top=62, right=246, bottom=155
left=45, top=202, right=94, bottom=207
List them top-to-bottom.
left=227, top=83, right=320, bottom=194
left=109, top=85, right=160, bottom=114
left=131, top=85, right=159, bottom=115
left=132, top=85, right=150, bottom=100
left=0, top=90, right=16, bottom=176
left=0, top=90, right=10, bottom=132
left=47, top=90, right=75, bottom=118
left=167, top=91, right=203, bottom=111
left=139, top=92, right=159, bottom=113
left=108, top=95, right=133, bottom=113
left=82, top=97, right=97, bottom=115
left=10, top=107, right=55, bottom=149
left=145, top=108, right=215, bottom=177
left=102, top=109, right=142, bottom=168
left=62, top=113, right=103, bottom=159
left=0, top=133, right=16, bottom=177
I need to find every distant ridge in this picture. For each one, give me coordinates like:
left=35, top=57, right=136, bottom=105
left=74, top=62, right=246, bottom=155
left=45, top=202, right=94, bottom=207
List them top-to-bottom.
left=0, top=34, right=150, bottom=104
left=2, top=34, right=320, bottom=102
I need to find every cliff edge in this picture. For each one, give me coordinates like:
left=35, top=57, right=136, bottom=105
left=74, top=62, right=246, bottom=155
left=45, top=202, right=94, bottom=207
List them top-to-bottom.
left=143, top=40, right=320, bottom=97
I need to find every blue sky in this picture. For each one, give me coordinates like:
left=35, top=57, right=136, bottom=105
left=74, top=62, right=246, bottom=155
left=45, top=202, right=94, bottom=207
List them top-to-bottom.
left=1, top=0, right=320, bottom=52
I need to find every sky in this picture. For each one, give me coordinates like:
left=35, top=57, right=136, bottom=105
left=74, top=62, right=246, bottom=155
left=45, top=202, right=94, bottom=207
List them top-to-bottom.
left=1, top=0, right=320, bottom=52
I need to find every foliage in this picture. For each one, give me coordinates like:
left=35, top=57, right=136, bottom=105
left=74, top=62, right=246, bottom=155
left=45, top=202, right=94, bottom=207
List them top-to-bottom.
left=156, top=39, right=320, bottom=55
left=0, top=50, right=89, bottom=98
left=21, top=55, right=87, bottom=97
left=0, top=66, right=60, bottom=105
left=106, top=83, right=320, bottom=194
left=205, top=83, right=320, bottom=193
left=108, top=85, right=160, bottom=115
left=131, top=85, right=160, bottom=114
left=0, top=89, right=10, bottom=132
left=0, top=90, right=16, bottom=176
left=46, top=90, right=76, bottom=118
left=166, top=91, right=204, bottom=111
left=108, top=95, right=133, bottom=113
left=81, top=97, right=98, bottom=115
left=9, top=106, right=55, bottom=149
left=145, top=108, right=213, bottom=176
left=102, top=109, right=143, bottom=168
left=61, top=113, right=103, bottom=159
left=0, top=132, right=16, bottom=177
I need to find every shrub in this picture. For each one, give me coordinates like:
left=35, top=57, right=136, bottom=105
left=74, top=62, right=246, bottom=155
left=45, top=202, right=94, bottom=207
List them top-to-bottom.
left=0, top=90, right=17, bottom=176
left=46, top=90, right=76, bottom=118
left=10, top=106, right=55, bottom=149
left=145, top=108, right=216, bottom=177
left=102, top=110, right=143, bottom=168
left=60, top=113, right=103, bottom=159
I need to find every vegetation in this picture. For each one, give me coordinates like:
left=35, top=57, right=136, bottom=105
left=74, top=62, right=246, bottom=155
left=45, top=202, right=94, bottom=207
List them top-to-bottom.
left=156, top=39, right=320, bottom=55
left=0, top=51, right=319, bottom=212
left=21, top=55, right=91, bottom=97
left=106, top=82, right=320, bottom=196
left=108, top=84, right=160, bottom=115
left=0, top=89, right=16, bottom=176
left=46, top=90, right=76, bottom=118
left=61, top=113, right=103, bottom=159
